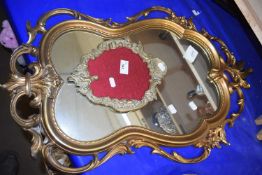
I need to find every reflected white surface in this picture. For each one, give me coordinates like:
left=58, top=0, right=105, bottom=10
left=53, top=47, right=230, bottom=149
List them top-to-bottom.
left=51, top=30, right=219, bottom=141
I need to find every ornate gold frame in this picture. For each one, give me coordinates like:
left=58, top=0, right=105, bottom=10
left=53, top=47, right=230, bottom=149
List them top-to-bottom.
left=1, top=6, right=252, bottom=174
left=68, top=38, right=167, bottom=112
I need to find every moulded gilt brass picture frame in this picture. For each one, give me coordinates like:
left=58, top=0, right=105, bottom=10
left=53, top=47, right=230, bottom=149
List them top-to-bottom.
left=1, top=6, right=252, bottom=174
left=68, top=38, right=167, bottom=112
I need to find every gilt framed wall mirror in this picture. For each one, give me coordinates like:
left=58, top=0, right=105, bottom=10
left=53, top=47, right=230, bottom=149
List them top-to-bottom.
left=1, top=6, right=251, bottom=174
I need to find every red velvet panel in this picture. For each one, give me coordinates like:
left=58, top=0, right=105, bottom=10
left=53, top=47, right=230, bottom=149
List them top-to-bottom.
left=88, top=47, right=151, bottom=100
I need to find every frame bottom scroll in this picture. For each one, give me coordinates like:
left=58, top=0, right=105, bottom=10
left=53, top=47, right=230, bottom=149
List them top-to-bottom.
left=0, top=6, right=252, bottom=174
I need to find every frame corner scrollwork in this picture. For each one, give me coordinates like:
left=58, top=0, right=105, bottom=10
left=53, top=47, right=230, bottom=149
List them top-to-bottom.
left=1, top=6, right=251, bottom=174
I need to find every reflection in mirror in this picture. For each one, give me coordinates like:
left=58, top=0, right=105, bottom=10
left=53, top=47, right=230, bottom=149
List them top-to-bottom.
left=51, top=30, right=219, bottom=141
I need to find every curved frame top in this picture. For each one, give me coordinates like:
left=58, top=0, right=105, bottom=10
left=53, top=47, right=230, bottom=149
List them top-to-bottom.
left=1, top=6, right=251, bottom=174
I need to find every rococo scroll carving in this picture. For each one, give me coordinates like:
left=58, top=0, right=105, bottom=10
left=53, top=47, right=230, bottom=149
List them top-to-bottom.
left=0, top=6, right=251, bottom=174
left=201, top=29, right=252, bottom=126
left=68, top=38, right=167, bottom=112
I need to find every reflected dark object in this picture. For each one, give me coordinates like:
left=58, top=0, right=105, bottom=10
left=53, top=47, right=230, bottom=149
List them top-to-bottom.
left=1, top=7, right=251, bottom=173
left=158, top=31, right=170, bottom=40
left=187, top=85, right=204, bottom=99
left=197, top=102, right=214, bottom=118
left=153, top=107, right=177, bottom=134
left=152, top=112, right=159, bottom=127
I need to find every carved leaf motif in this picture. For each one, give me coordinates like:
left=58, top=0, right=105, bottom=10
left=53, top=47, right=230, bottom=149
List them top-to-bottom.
left=1, top=6, right=251, bottom=174
left=202, top=29, right=251, bottom=126
left=68, top=38, right=167, bottom=112
left=195, top=127, right=229, bottom=149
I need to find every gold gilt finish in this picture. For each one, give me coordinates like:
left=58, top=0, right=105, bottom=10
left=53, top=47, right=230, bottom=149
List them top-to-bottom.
left=0, top=6, right=251, bottom=174
left=68, top=38, right=167, bottom=112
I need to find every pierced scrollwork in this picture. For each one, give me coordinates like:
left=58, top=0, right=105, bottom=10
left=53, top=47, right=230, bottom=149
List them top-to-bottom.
left=0, top=6, right=251, bottom=174
left=25, top=6, right=196, bottom=45
left=124, top=6, right=196, bottom=30
left=202, top=29, right=252, bottom=126
left=68, top=38, right=167, bottom=112
left=0, top=44, right=61, bottom=160
left=3, top=63, right=60, bottom=100
left=3, top=70, right=60, bottom=173
left=195, top=126, right=229, bottom=150
left=27, top=127, right=44, bottom=157
left=42, top=127, right=229, bottom=174
left=42, top=138, right=212, bottom=174
left=129, top=139, right=211, bottom=163
left=42, top=143, right=133, bottom=174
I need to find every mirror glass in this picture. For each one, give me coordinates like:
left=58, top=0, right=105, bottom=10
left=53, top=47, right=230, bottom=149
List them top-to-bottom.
left=51, top=30, right=219, bottom=141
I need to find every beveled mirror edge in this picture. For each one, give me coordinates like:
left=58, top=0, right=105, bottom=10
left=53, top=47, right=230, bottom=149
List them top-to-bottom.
left=0, top=6, right=252, bottom=174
